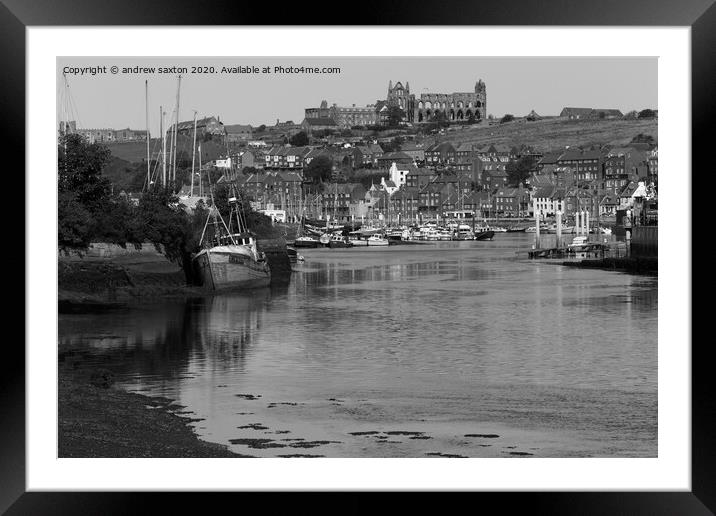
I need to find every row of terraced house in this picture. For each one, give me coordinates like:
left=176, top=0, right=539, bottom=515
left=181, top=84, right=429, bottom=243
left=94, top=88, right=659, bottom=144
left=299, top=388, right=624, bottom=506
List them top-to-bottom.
left=223, top=140, right=656, bottom=222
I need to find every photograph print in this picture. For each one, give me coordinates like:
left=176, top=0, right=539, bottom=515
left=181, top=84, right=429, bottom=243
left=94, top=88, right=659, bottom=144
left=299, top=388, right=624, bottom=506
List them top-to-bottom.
left=57, top=56, right=658, bottom=459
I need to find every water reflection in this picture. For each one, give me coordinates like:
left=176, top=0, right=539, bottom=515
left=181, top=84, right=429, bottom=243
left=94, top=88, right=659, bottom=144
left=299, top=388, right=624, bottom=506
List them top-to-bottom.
left=58, top=235, right=657, bottom=457
left=59, top=286, right=288, bottom=386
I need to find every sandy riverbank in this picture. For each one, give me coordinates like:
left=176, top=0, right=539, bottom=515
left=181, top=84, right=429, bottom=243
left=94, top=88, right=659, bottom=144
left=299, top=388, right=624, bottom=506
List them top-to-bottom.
left=58, top=368, right=248, bottom=457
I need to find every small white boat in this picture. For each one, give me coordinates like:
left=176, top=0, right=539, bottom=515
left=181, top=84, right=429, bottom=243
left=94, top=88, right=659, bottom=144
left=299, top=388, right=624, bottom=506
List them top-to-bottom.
left=366, top=234, right=390, bottom=246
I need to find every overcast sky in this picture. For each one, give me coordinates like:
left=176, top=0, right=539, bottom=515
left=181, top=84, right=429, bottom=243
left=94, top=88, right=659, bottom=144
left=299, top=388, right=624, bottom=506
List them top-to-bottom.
left=57, top=57, right=657, bottom=134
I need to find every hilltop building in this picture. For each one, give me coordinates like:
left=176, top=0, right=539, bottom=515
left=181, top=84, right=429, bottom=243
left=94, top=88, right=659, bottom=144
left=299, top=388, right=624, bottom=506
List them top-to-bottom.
left=411, top=79, right=487, bottom=123
left=387, top=80, right=411, bottom=112
left=304, top=100, right=378, bottom=129
left=560, top=107, right=623, bottom=120
left=169, top=116, right=225, bottom=138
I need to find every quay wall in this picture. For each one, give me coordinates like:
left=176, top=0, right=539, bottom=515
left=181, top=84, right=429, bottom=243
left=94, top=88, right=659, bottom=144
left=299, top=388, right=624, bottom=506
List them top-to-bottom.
left=631, top=226, right=658, bottom=257
left=257, top=238, right=292, bottom=282
left=58, top=242, right=166, bottom=261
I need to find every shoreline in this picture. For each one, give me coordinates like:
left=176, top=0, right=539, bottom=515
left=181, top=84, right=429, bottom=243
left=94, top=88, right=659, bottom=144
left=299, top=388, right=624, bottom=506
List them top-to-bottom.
left=561, top=256, right=657, bottom=276
left=58, top=368, right=249, bottom=457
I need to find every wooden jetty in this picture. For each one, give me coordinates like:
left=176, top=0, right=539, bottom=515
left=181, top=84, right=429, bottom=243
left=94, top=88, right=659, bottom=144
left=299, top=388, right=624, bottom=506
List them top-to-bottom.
left=527, top=243, right=607, bottom=259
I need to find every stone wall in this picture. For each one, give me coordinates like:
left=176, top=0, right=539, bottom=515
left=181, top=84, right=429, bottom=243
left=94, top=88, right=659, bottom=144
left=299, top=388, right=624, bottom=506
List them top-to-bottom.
left=631, top=226, right=658, bottom=257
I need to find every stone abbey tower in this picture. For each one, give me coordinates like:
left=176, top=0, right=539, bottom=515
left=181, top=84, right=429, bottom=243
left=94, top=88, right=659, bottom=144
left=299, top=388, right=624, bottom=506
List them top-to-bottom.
left=389, top=79, right=486, bottom=123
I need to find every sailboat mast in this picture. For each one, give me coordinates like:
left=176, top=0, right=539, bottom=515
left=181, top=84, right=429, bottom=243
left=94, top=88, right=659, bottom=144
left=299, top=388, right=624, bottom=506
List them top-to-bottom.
left=172, top=75, right=181, bottom=185
left=145, top=80, right=150, bottom=188
left=160, top=106, right=166, bottom=187
left=191, top=111, right=197, bottom=197
left=198, top=144, right=202, bottom=197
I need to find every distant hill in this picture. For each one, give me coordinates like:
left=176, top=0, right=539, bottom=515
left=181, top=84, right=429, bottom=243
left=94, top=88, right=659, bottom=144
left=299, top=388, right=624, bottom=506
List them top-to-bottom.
left=436, top=117, right=657, bottom=151
left=105, top=135, right=230, bottom=164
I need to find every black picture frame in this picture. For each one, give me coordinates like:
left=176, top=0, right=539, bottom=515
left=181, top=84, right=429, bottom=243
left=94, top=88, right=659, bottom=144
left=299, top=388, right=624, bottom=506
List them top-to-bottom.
left=4, top=0, right=710, bottom=513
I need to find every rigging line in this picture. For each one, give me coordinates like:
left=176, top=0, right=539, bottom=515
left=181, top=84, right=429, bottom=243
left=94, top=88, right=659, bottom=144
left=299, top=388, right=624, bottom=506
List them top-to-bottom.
left=65, top=78, right=84, bottom=129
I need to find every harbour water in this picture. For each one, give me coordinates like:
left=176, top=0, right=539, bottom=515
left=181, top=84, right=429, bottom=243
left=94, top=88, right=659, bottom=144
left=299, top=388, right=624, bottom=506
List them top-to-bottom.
left=58, top=234, right=657, bottom=458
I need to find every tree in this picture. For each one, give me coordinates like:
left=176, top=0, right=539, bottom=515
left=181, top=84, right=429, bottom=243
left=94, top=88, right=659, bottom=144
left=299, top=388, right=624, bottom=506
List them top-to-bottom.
left=387, top=106, right=406, bottom=128
left=638, top=109, right=657, bottom=119
left=500, top=114, right=515, bottom=124
left=289, top=131, right=309, bottom=146
left=58, top=133, right=112, bottom=212
left=630, top=133, right=656, bottom=145
left=381, top=136, right=404, bottom=153
left=304, top=155, right=333, bottom=184
left=506, top=155, right=536, bottom=187
left=242, top=166, right=260, bottom=176
left=135, top=189, right=198, bottom=281
left=58, top=190, right=94, bottom=249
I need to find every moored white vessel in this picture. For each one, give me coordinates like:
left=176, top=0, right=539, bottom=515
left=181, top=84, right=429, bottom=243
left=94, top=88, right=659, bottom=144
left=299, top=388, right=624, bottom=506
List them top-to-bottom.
left=192, top=192, right=271, bottom=291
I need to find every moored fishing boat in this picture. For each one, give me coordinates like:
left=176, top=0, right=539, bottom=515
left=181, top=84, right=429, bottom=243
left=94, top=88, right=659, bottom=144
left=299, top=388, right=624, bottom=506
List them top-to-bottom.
left=192, top=194, right=271, bottom=291
left=544, top=223, right=575, bottom=234
left=474, top=230, right=495, bottom=241
left=328, top=233, right=352, bottom=248
left=366, top=234, right=390, bottom=246
left=293, top=235, right=320, bottom=248
left=348, top=237, right=369, bottom=246
left=286, top=246, right=304, bottom=264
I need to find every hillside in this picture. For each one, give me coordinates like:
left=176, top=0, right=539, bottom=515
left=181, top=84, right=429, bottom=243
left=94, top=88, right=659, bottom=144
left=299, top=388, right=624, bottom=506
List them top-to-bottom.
left=103, top=117, right=657, bottom=166
left=437, top=117, right=657, bottom=151
left=105, top=136, right=229, bottom=164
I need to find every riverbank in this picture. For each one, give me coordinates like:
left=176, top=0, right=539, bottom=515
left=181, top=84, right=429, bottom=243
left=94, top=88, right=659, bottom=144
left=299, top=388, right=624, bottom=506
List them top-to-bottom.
left=58, top=241, right=291, bottom=309
left=561, top=256, right=657, bottom=275
left=58, top=259, right=206, bottom=310
left=58, top=368, right=247, bottom=457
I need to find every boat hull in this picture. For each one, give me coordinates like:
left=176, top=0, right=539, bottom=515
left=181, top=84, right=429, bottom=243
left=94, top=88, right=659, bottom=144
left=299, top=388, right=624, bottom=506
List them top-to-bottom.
left=474, top=230, right=495, bottom=241
left=292, top=238, right=320, bottom=248
left=193, top=249, right=270, bottom=291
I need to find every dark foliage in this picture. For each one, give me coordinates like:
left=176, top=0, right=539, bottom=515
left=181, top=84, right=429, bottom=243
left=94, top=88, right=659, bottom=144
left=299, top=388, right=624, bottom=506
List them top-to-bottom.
left=289, top=131, right=309, bottom=146
left=304, top=155, right=333, bottom=184
left=506, top=155, right=536, bottom=187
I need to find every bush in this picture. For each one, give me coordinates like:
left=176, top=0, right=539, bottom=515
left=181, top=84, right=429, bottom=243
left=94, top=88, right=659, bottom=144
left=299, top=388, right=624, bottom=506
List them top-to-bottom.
left=289, top=131, right=309, bottom=146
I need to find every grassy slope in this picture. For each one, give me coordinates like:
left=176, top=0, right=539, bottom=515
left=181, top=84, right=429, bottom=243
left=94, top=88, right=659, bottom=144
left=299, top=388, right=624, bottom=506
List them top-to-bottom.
left=434, top=117, right=657, bottom=151
left=106, top=136, right=229, bottom=164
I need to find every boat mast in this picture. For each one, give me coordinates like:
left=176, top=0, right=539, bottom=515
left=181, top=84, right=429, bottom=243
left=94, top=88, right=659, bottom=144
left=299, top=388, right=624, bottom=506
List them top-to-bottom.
left=172, top=75, right=181, bottom=185
left=145, top=80, right=150, bottom=189
left=160, top=105, right=166, bottom=188
left=190, top=111, right=198, bottom=197
left=205, top=165, right=234, bottom=243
